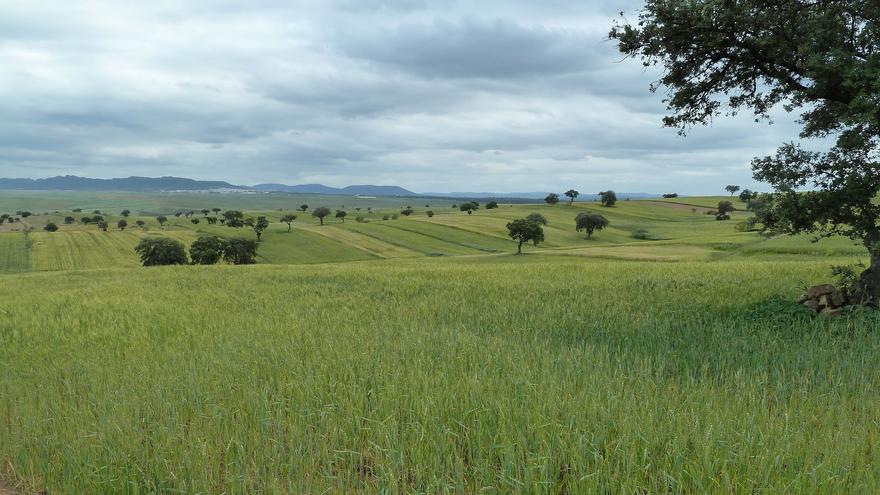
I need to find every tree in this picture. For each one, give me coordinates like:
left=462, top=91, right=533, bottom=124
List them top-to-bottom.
left=611, top=1, right=880, bottom=303
left=725, top=185, right=741, bottom=196
left=564, top=189, right=579, bottom=205
left=738, top=189, right=757, bottom=203
left=599, top=190, right=617, bottom=207
left=544, top=193, right=560, bottom=205
left=485, top=201, right=499, bottom=209
left=716, top=201, right=735, bottom=221
left=459, top=202, right=479, bottom=215
left=300, top=204, right=309, bottom=212
left=312, top=207, right=331, bottom=225
left=400, top=207, right=414, bottom=216
left=212, top=208, right=221, bottom=216
left=121, top=209, right=131, bottom=217
left=222, top=210, right=243, bottom=224
left=335, top=210, right=348, bottom=222
left=426, top=210, right=434, bottom=218
left=174, top=212, right=182, bottom=218
left=575, top=212, right=609, bottom=239
left=526, top=213, right=548, bottom=225
left=280, top=214, right=298, bottom=232
left=156, top=215, right=167, bottom=227
left=63, top=216, right=75, bottom=224
left=246, top=216, right=269, bottom=240
left=191, top=218, right=200, bottom=225
left=506, top=218, right=544, bottom=254
left=117, top=219, right=128, bottom=230
left=136, top=220, right=145, bottom=229
left=97, top=221, right=109, bottom=232
left=44, top=222, right=58, bottom=232
left=190, top=236, right=227, bottom=265
left=134, top=238, right=188, bottom=266
left=223, top=238, right=258, bottom=264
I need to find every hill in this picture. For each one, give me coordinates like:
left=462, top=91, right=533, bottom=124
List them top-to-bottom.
left=0, top=175, right=245, bottom=192
left=252, top=183, right=417, bottom=196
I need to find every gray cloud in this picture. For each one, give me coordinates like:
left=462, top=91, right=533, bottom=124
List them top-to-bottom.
left=0, top=0, right=805, bottom=194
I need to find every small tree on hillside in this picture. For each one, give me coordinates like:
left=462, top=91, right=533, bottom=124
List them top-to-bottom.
left=725, top=185, right=741, bottom=196
left=564, top=189, right=579, bottom=205
left=738, top=189, right=757, bottom=202
left=599, top=190, right=618, bottom=207
left=545, top=193, right=560, bottom=205
left=486, top=201, right=499, bottom=209
left=716, top=201, right=735, bottom=221
left=459, top=202, right=479, bottom=215
left=300, top=204, right=309, bottom=212
left=312, top=207, right=331, bottom=225
left=400, top=207, right=414, bottom=216
left=212, top=208, right=221, bottom=216
left=121, top=209, right=131, bottom=217
left=335, top=210, right=348, bottom=223
left=426, top=210, right=434, bottom=218
left=575, top=212, right=609, bottom=239
left=526, top=213, right=548, bottom=225
left=280, top=214, right=298, bottom=232
left=156, top=215, right=168, bottom=227
left=63, top=216, right=75, bottom=224
left=245, top=216, right=269, bottom=240
left=191, top=218, right=200, bottom=225
left=506, top=218, right=545, bottom=254
left=117, top=219, right=128, bottom=230
left=136, top=220, right=145, bottom=229
left=97, top=221, right=109, bottom=232
left=44, top=222, right=58, bottom=232
left=190, top=236, right=227, bottom=265
left=134, top=238, right=188, bottom=266
left=223, top=238, right=258, bottom=264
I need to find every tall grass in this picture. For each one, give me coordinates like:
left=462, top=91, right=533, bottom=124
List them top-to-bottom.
left=2, top=258, right=879, bottom=492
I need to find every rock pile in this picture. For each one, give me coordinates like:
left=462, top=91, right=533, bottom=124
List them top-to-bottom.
left=798, top=284, right=849, bottom=316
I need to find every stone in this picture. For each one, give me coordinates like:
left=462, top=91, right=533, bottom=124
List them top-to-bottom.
left=807, top=284, right=835, bottom=299
left=831, top=289, right=847, bottom=307
left=797, top=293, right=809, bottom=303
left=818, top=295, right=831, bottom=308
left=803, top=299, right=821, bottom=312
left=821, top=307, right=842, bottom=317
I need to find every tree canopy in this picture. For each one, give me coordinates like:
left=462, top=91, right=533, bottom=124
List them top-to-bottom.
left=612, top=0, right=880, bottom=303
left=312, top=207, right=331, bottom=225
left=575, top=212, right=609, bottom=239
left=506, top=218, right=545, bottom=254
left=134, top=238, right=188, bottom=266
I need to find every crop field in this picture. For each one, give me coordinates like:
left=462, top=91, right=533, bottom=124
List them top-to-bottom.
left=0, top=192, right=877, bottom=493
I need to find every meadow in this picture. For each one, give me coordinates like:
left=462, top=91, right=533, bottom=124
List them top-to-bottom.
left=0, top=191, right=877, bottom=493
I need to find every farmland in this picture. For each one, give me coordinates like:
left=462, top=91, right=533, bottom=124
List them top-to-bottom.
left=1, top=192, right=878, bottom=493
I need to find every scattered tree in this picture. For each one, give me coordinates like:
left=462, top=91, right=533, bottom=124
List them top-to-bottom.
left=724, top=185, right=741, bottom=196
left=564, top=189, right=579, bottom=205
left=738, top=189, right=757, bottom=202
left=599, top=190, right=618, bottom=207
left=545, top=193, right=560, bottom=205
left=662, top=193, right=678, bottom=198
left=485, top=201, right=499, bottom=209
left=716, top=201, right=735, bottom=221
left=459, top=202, right=479, bottom=215
left=300, top=204, right=309, bottom=212
left=212, top=207, right=221, bottom=216
left=312, top=207, right=331, bottom=225
left=400, top=207, right=414, bottom=216
left=121, top=209, right=131, bottom=217
left=201, top=209, right=210, bottom=217
left=335, top=210, right=348, bottom=222
left=426, top=210, right=434, bottom=218
left=575, top=212, right=609, bottom=239
left=526, top=213, right=548, bottom=225
left=280, top=214, right=298, bottom=232
left=156, top=215, right=168, bottom=227
left=63, top=216, right=75, bottom=224
left=206, top=216, right=217, bottom=224
left=246, top=216, right=269, bottom=240
left=191, top=218, right=200, bottom=225
left=506, top=218, right=545, bottom=254
left=117, top=219, right=128, bottom=230
left=136, top=220, right=145, bottom=229
left=97, top=221, right=109, bottom=231
left=44, top=222, right=58, bottom=232
left=190, top=236, right=227, bottom=265
left=134, top=237, right=188, bottom=266
left=223, top=238, right=258, bottom=264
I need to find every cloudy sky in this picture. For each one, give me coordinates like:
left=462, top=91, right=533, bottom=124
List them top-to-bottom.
left=0, top=0, right=804, bottom=194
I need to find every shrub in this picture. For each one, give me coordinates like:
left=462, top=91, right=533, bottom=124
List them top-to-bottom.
left=486, top=201, right=499, bottom=209
left=401, top=207, right=414, bottom=216
left=426, top=210, right=434, bottom=218
left=575, top=212, right=609, bottom=239
left=382, top=214, right=390, bottom=220
left=391, top=214, right=399, bottom=220
left=63, top=216, right=75, bottom=224
left=117, top=219, right=128, bottom=230
left=44, top=222, right=58, bottom=232
left=134, top=238, right=188, bottom=266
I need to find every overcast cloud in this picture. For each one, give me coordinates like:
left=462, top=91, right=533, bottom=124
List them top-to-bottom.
left=0, top=0, right=804, bottom=194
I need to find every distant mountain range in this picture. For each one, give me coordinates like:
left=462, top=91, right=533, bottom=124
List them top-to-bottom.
left=0, top=175, right=661, bottom=200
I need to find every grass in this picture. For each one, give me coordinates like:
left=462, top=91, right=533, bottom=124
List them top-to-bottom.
left=0, top=193, right=878, bottom=492
left=2, top=258, right=880, bottom=492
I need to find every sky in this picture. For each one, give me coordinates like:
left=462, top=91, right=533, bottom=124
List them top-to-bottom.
left=0, top=0, right=806, bottom=194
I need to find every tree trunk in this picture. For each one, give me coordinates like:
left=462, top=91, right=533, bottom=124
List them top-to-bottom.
left=857, top=229, right=880, bottom=305
left=517, top=241, right=523, bottom=254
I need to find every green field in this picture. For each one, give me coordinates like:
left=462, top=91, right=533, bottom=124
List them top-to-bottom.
left=1, top=192, right=877, bottom=493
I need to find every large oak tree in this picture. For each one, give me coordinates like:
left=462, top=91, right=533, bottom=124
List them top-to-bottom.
left=612, top=1, right=880, bottom=303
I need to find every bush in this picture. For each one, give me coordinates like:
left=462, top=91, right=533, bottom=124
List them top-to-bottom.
left=485, top=201, right=499, bottom=209
left=400, top=207, right=414, bottom=216
left=426, top=210, right=434, bottom=218
left=382, top=214, right=390, bottom=220
left=391, top=214, right=399, bottom=220
left=63, top=216, right=75, bottom=224
left=44, top=222, right=58, bottom=232
left=632, top=229, right=651, bottom=239
left=190, top=236, right=227, bottom=265
left=134, top=238, right=188, bottom=266
left=223, top=238, right=258, bottom=265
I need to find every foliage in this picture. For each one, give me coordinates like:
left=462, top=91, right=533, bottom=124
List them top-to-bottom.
left=725, top=185, right=741, bottom=196
left=564, top=189, right=579, bottom=205
left=739, top=189, right=757, bottom=202
left=599, top=190, right=617, bottom=207
left=544, top=193, right=560, bottom=205
left=485, top=201, right=499, bottom=209
left=459, top=202, right=479, bottom=215
left=312, top=207, right=331, bottom=225
left=400, top=207, right=414, bottom=216
left=335, top=210, right=348, bottom=222
left=426, top=210, right=434, bottom=218
left=525, top=212, right=548, bottom=225
left=575, top=212, right=609, bottom=239
left=280, top=214, right=298, bottom=232
left=156, top=215, right=167, bottom=227
left=245, top=216, right=270, bottom=240
left=506, top=218, right=545, bottom=254
left=117, top=219, right=128, bottom=230
left=44, top=222, right=58, bottom=232
left=190, top=236, right=227, bottom=265
left=133, top=238, right=188, bottom=266
left=223, top=238, right=258, bottom=265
